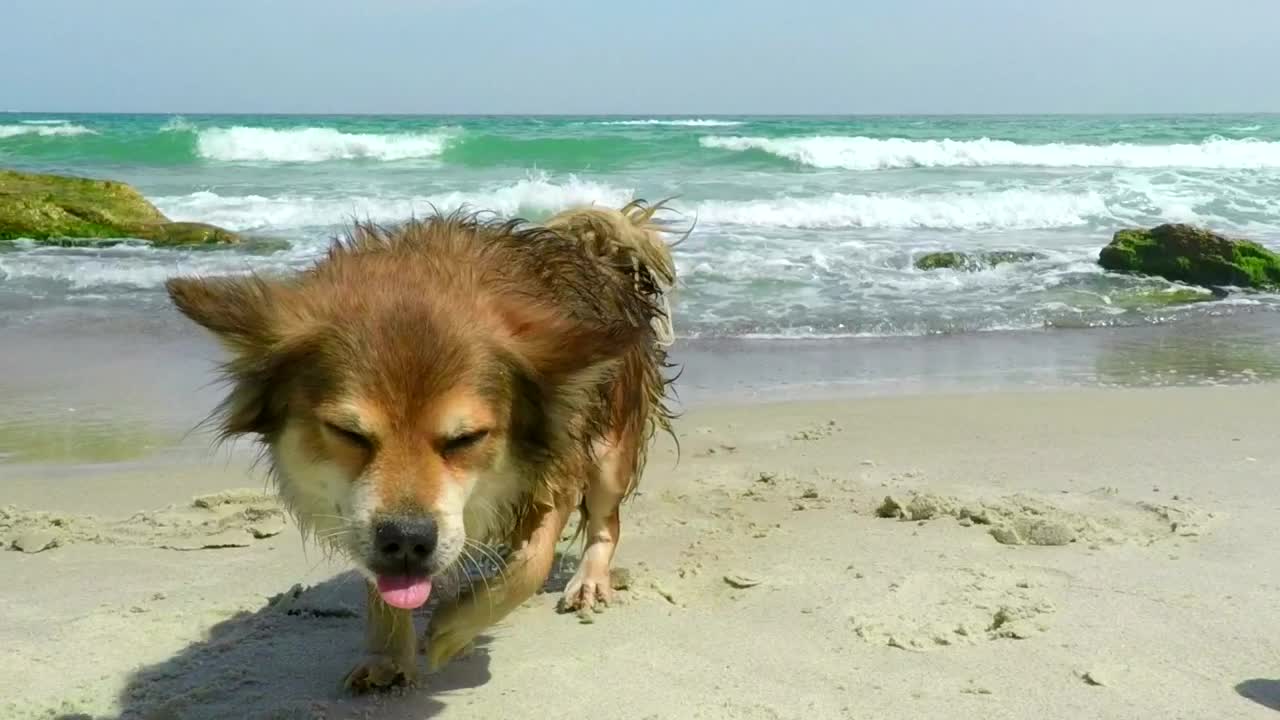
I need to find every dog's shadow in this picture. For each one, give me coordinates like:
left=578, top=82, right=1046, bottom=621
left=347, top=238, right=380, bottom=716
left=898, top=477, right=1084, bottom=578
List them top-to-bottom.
left=57, top=552, right=584, bottom=720
left=53, top=572, right=497, bottom=720
left=1236, top=679, right=1280, bottom=712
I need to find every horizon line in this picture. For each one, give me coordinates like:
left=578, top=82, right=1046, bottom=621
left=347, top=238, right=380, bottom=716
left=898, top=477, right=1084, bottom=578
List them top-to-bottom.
left=5, top=110, right=1280, bottom=118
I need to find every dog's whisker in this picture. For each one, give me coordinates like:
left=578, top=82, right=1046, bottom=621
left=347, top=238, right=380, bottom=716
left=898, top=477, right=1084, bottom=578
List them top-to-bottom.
left=463, top=538, right=509, bottom=585
left=459, top=544, right=500, bottom=618
left=457, top=547, right=489, bottom=602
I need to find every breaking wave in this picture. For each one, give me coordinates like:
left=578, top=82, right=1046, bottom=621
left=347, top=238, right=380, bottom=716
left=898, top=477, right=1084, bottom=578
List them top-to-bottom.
left=0, top=123, right=97, bottom=138
left=194, top=126, right=454, bottom=162
left=700, top=135, right=1280, bottom=170
left=151, top=174, right=632, bottom=230
left=696, top=190, right=1110, bottom=230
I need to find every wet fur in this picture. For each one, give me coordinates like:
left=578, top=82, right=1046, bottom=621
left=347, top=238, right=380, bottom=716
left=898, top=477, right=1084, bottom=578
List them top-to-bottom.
left=166, top=200, right=679, bottom=686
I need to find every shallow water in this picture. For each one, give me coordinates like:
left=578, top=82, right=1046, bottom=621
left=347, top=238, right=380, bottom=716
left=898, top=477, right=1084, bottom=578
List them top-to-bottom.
left=2, top=302, right=1277, bottom=474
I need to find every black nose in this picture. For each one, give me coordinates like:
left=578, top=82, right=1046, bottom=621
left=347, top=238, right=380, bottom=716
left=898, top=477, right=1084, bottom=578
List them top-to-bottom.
left=372, top=516, right=438, bottom=574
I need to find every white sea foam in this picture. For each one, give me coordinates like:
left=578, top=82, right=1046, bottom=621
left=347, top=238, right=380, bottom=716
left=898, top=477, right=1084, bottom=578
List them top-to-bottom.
left=19, top=119, right=71, bottom=125
left=594, top=119, right=743, bottom=127
left=0, top=123, right=96, bottom=138
left=195, top=126, right=454, bottom=162
left=700, top=135, right=1280, bottom=170
left=152, top=174, right=633, bottom=230
left=154, top=182, right=1111, bottom=233
left=695, top=190, right=1109, bottom=230
left=0, top=242, right=297, bottom=291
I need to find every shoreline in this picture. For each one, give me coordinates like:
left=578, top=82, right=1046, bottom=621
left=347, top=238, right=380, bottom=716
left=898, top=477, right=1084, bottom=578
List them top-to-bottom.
left=4, top=306, right=1280, bottom=473
left=3, top=383, right=1278, bottom=718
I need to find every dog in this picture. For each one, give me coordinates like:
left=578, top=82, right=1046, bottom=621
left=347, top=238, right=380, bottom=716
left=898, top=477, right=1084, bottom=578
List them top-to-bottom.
left=165, top=201, right=678, bottom=691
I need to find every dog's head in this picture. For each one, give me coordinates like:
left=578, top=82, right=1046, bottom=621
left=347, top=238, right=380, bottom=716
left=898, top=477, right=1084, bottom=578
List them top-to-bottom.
left=166, top=222, right=644, bottom=608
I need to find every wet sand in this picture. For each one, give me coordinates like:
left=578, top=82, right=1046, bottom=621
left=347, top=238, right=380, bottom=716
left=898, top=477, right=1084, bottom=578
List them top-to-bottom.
left=4, top=302, right=1280, bottom=470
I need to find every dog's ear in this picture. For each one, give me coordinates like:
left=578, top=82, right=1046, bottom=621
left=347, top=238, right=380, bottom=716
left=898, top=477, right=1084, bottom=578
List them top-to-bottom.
left=166, top=275, right=285, bottom=353
left=167, top=275, right=314, bottom=439
left=496, top=295, right=645, bottom=382
left=495, top=297, right=645, bottom=466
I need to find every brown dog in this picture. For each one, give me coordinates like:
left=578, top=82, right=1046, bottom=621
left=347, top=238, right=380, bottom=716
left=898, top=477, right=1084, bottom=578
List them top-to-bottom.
left=166, top=201, right=678, bottom=691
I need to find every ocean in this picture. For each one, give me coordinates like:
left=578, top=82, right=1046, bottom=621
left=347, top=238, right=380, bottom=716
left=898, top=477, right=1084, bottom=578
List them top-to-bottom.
left=4, top=113, right=1280, bottom=338
left=4, top=114, right=1280, bottom=467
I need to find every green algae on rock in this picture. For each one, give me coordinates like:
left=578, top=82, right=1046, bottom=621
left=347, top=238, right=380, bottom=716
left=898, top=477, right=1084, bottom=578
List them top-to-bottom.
left=0, top=169, right=240, bottom=247
left=1098, top=224, right=1280, bottom=290
left=914, top=250, right=1046, bottom=272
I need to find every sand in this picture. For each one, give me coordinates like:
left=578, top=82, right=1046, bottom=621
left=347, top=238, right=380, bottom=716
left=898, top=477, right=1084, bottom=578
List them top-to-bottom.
left=2, top=384, right=1279, bottom=719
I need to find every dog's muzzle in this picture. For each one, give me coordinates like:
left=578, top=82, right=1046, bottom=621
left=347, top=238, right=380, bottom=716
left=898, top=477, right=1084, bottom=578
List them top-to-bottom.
left=368, top=515, right=439, bottom=609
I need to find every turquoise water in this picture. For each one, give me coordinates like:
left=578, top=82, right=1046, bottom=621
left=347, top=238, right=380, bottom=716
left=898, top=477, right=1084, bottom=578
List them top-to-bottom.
left=3, top=113, right=1280, bottom=337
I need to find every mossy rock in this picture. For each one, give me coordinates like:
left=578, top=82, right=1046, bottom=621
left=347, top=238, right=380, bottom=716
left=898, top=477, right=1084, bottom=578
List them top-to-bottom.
left=0, top=169, right=240, bottom=247
left=132, top=221, right=241, bottom=247
left=1099, top=224, right=1280, bottom=290
left=915, top=250, right=1046, bottom=271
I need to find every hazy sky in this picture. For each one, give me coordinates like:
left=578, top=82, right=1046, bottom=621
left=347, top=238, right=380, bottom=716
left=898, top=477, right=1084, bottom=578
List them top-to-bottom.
left=5, top=0, right=1278, bottom=114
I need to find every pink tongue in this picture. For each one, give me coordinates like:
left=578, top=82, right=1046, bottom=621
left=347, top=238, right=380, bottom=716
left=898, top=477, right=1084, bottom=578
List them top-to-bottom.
left=376, top=575, right=433, bottom=609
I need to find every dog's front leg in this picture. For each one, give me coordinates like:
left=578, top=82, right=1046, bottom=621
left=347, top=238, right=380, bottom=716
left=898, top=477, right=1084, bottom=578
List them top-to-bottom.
left=426, top=497, right=574, bottom=671
left=344, top=582, right=419, bottom=692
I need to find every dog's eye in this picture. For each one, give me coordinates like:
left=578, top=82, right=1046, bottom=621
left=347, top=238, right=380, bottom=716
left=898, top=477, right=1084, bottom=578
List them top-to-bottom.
left=324, top=422, right=373, bottom=450
left=442, top=429, right=489, bottom=455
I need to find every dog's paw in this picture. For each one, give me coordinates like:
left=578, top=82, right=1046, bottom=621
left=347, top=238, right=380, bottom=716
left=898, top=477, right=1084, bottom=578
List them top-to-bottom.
left=558, top=568, right=613, bottom=614
left=426, top=604, right=484, bottom=672
left=426, top=623, right=478, bottom=672
left=344, top=654, right=416, bottom=693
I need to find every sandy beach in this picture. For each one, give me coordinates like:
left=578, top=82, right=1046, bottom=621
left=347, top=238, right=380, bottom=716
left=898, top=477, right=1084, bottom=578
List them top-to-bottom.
left=6, top=2, right=1280, bottom=715
left=3, top=380, right=1278, bottom=719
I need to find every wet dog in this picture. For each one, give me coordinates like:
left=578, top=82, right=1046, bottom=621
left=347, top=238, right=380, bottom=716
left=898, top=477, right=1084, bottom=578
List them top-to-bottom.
left=166, top=201, right=678, bottom=690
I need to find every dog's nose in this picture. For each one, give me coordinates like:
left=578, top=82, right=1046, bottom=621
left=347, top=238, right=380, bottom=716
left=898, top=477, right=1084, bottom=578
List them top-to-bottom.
left=372, top=517, right=438, bottom=571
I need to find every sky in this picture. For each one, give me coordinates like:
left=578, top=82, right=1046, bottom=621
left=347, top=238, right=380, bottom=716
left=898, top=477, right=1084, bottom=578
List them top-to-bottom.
left=4, top=0, right=1279, bottom=114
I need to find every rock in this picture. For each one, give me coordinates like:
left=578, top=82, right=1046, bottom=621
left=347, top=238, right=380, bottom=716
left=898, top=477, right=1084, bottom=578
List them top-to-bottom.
left=0, top=169, right=240, bottom=246
left=136, top=221, right=240, bottom=247
left=1099, top=224, right=1280, bottom=290
left=914, top=250, right=1046, bottom=272
left=876, top=493, right=961, bottom=521
left=904, top=494, right=959, bottom=521
left=875, top=496, right=904, bottom=518
left=248, top=518, right=287, bottom=539
left=989, top=518, right=1076, bottom=546
left=1022, top=519, right=1076, bottom=546
left=989, top=525, right=1022, bottom=545
left=11, top=530, right=59, bottom=553
left=609, top=567, right=633, bottom=591
left=723, top=573, right=763, bottom=589
left=651, top=580, right=679, bottom=605
left=987, top=603, right=1054, bottom=639
left=1080, top=664, right=1127, bottom=687
left=1081, top=670, right=1108, bottom=687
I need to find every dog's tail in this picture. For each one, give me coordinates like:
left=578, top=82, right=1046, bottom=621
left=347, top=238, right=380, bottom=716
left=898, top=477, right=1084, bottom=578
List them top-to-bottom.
left=542, top=199, right=679, bottom=347
left=544, top=199, right=682, bottom=517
